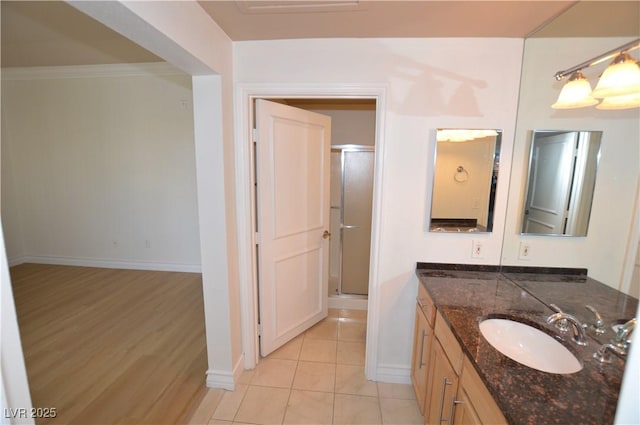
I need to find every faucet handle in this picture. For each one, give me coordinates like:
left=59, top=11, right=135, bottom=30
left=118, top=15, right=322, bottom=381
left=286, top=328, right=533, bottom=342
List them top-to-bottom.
left=550, top=303, right=563, bottom=313
left=585, top=305, right=605, bottom=334
left=613, top=318, right=636, bottom=349
left=594, top=342, right=629, bottom=363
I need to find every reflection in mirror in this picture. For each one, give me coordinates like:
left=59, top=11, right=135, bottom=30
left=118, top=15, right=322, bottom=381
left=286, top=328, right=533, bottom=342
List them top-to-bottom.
left=430, top=129, right=502, bottom=233
left=522, top=130, right=602, bottom=236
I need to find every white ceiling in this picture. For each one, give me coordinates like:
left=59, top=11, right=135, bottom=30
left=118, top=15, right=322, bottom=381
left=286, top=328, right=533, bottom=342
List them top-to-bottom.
left=197, top=0, right=575, bottom=40
left=1, top=1, right=639, bottom=68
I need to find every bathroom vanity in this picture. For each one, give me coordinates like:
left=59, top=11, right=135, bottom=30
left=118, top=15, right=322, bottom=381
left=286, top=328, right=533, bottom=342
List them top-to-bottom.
left=412, top=263, right=638, bottom=425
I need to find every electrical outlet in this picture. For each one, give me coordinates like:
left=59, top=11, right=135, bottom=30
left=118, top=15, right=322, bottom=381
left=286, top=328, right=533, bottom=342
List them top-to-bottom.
left=472, top=240, right=484, bottom=258
left=519, top=242, right=531, bottom=260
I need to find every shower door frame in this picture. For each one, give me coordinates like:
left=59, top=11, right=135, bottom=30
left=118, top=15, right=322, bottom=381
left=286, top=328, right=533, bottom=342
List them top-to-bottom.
left=331, top=144, right=375, bottom=298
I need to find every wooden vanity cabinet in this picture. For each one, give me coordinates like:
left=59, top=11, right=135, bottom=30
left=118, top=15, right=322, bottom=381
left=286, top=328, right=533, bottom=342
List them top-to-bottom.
left=411, top=284, right=436, bottom=414
left=411, top=287, right=507, bottom=425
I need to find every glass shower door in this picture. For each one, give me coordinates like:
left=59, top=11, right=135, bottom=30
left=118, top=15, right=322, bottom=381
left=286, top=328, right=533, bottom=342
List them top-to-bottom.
left=340, top=148, right=374, bottom=295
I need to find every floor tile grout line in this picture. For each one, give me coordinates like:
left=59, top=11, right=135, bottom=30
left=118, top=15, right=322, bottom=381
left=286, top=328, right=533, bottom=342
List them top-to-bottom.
left=332, top=326, right=339, bottom=425
left=279, top=356, right=299, bottom=425
left=377, top=383, right=384, bottom=425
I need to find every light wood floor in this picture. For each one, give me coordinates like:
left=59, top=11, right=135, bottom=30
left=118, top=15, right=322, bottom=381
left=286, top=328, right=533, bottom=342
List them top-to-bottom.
left=10, top=263, right=208, bottom=425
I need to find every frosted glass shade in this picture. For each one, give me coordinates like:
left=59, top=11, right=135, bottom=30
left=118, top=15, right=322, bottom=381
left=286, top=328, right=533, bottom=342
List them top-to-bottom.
left=591, top=54, right=640, bottom=98
left=552, top=72, right=598, bottom=109
left=596, top=92, right=640, bottom=110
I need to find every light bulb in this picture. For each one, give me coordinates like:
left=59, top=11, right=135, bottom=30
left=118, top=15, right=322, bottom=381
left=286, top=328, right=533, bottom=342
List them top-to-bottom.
left=591, top=53, right=640, bottom=98
left=552, top=71, right=599, bottom=109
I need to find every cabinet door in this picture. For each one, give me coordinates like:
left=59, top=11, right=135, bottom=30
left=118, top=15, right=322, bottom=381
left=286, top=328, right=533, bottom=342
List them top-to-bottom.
left=411, top=306, right=432, bottom=414
left=426, top=340, right=459, bottom=425
left=456, top=358, right=508, bottom=425
left=452, top=387, right=482, bottom=425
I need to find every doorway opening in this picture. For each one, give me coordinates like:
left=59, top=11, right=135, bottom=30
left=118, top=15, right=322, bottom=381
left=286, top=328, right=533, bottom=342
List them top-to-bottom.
left=237, top=85, right=386, bottom=378
left=251, top=97, right=376, bottom=357
left=284, top=99, right=376, bottom=312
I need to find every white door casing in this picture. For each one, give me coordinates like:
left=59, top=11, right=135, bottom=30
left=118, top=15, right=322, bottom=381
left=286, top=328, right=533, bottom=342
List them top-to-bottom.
left=255, top=99, right=331, bottom=356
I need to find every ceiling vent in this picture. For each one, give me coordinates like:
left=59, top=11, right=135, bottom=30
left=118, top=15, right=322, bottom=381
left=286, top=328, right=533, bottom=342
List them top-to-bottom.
left=235, top=1, right=366, bottom=14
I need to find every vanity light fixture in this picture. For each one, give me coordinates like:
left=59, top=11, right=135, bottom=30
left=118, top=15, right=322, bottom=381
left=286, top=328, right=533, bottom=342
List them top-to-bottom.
left=552, top=39, right=640, bottom=110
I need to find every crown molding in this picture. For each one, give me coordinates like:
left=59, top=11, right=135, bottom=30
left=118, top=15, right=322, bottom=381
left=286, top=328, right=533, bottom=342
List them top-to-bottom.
left=1, top=62, right=184, bottom=80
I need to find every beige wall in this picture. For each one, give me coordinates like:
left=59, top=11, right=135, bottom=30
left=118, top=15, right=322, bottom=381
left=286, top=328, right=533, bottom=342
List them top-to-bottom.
left=1, top=66, right=201, bottom=270
left=632, top=241, right=640, bottom=297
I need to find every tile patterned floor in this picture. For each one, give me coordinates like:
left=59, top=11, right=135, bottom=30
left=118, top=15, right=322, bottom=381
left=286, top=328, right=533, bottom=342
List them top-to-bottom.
left=191, top=308, right=424, bottom=425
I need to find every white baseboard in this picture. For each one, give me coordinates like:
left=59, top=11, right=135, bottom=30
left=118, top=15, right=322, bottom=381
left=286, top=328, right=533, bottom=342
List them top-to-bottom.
left=8, top=255, right=201, bottom=273
left=8, top=256, right=27, bottom=267
left=328, top=296, right=368, bottom=310
left=206, top=354, right=245, bottom=391
left=373, top=363, right=412, bottom=384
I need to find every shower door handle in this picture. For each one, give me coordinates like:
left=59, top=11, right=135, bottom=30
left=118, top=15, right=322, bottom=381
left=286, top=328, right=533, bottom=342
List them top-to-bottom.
left=341, top=224, right=360, bottom=230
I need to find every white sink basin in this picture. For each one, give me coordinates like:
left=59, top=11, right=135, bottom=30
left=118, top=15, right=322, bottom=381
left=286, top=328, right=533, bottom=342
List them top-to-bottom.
left=479, top=318, right=582, bottom=374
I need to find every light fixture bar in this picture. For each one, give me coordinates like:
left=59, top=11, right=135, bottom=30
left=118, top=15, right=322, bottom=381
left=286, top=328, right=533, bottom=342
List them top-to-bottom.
left=554, top=39, right=640, bottom=81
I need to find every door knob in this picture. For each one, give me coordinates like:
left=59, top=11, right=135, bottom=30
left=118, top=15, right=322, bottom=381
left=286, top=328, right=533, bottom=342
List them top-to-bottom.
left=322, top=230, right=331, bottom=239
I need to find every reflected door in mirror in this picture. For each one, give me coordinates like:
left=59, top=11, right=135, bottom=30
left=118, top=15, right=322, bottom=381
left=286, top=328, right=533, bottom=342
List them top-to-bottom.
left=522, top=130, right=602, bottom=236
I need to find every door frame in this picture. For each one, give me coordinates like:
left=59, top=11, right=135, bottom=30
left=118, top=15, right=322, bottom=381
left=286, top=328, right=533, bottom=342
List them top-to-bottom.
left=234, top=83, right=387, bottom=381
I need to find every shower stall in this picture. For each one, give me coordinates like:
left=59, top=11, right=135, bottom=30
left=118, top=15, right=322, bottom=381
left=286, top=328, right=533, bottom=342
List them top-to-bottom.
left=329, top=145, right=375, bottom=304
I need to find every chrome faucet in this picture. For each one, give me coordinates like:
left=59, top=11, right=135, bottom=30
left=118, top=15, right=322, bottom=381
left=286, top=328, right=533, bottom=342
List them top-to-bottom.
left=547, top=311, right=588, bottom=346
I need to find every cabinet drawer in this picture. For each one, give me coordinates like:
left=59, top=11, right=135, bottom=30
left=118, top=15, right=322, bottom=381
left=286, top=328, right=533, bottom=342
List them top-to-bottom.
left=417, top=283, right=436, bottom=328
left=434, top=311, right=463, bottom=375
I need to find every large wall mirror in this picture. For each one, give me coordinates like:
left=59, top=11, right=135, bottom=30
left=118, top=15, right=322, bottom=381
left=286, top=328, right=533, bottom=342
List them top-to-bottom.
left=430, top=129, right=501, bottom=233
left=522, top=130, right=602, bottom=236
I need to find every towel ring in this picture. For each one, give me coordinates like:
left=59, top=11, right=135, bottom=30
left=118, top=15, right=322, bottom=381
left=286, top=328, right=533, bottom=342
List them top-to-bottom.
left=454, top=166, right=469, bottom=183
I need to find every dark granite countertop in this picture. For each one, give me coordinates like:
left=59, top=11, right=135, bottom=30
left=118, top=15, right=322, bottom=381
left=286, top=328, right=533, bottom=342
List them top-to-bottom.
left=416, top=263, right=637, bottom=425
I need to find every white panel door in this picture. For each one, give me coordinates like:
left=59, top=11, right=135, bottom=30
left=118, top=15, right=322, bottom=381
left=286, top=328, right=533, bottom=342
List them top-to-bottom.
left=255, top=99, right=331, bottom=356
left=524, top=132, right=577, bottom=234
